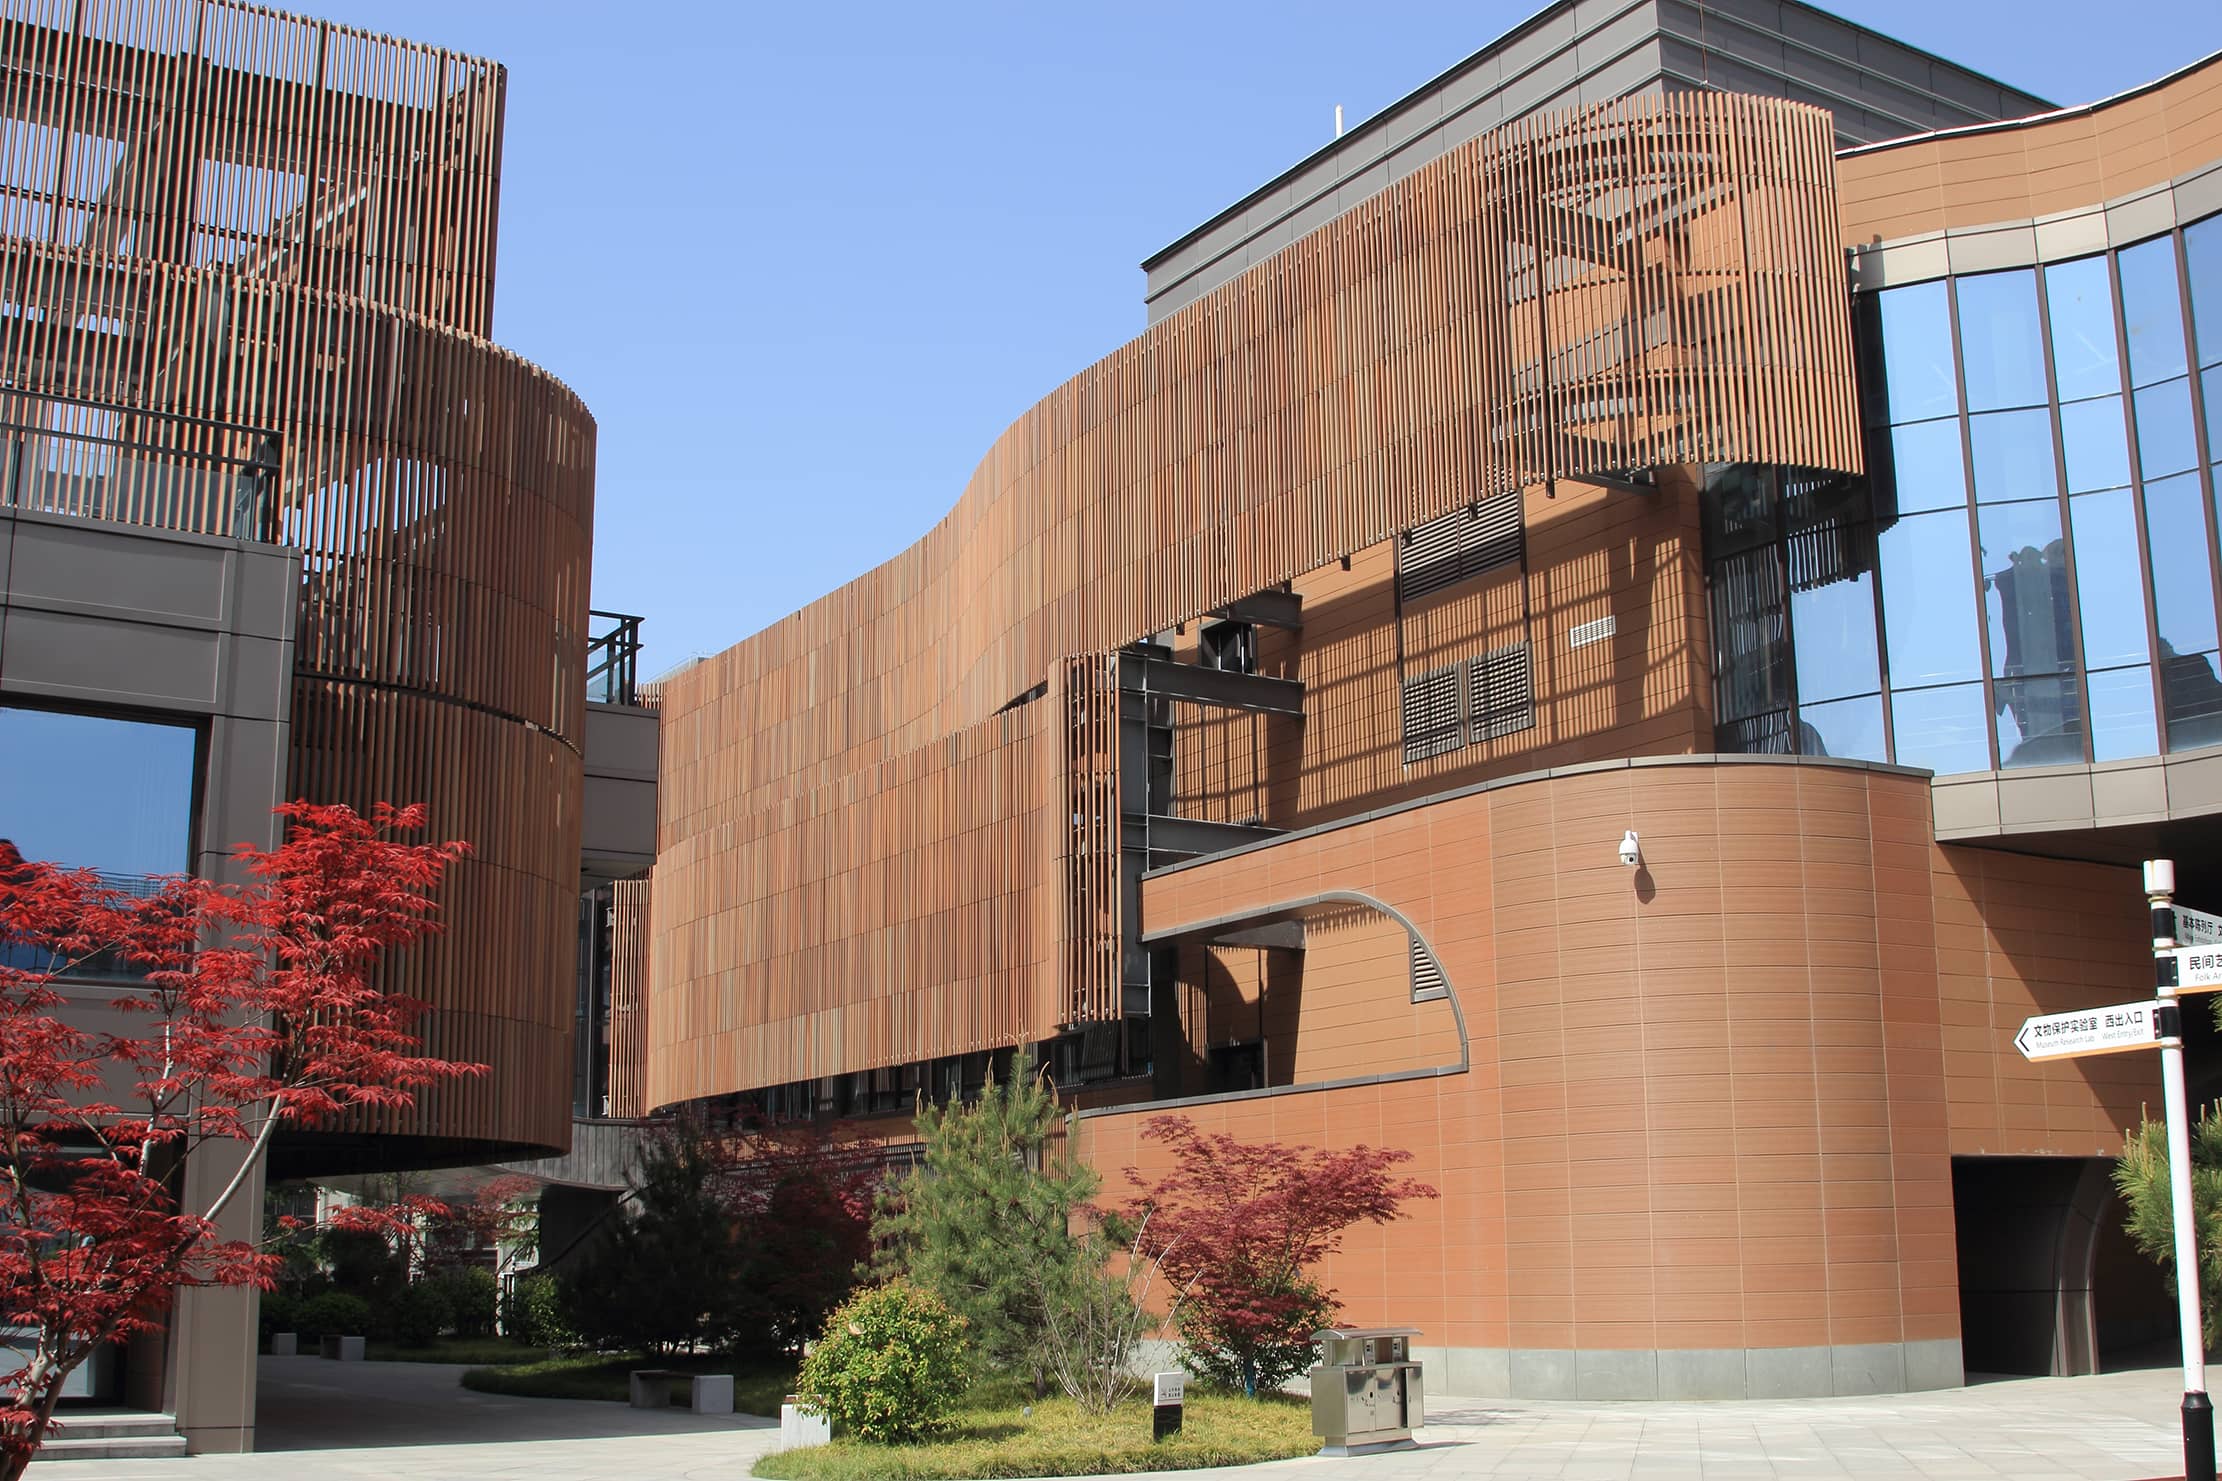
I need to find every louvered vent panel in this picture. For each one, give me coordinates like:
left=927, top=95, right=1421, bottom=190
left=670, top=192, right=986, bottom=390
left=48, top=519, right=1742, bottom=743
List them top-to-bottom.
left=1469, top=488, right=1525, bottom=575
left=1397, top=490, right=1525, bottom=603
left=1398, top=509, right=1468, bottom=602
left=1470, top=642, right=1535, bottom=742
left=1401, top=665, right=1465, bottom=763
left=1410, top=936, right=1448, bottom=1002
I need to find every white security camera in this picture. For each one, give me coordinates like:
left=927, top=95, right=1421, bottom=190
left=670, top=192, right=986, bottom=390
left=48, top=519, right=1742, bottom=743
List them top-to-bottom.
left=1618, top=830, right=1642, bottom=869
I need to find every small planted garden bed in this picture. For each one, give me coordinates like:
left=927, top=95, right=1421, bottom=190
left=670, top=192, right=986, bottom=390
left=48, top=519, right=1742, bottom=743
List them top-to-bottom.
left=459, top=1350, right=793, bottom=1415
left=750, top=1388, right=1315, bottom=1481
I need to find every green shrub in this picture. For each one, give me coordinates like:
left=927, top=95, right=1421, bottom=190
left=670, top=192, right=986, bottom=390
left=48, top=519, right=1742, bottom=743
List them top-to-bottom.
left=320, top=1225, right=406, bottom=1299
left=428, top=1266, right=500, bottom=1338
left=502, top=1271, right=576, bottom=1349
left=388, top=1282, right=454, bottom=1347
left=797, top=1282, right=970, bottom=1444
left=258, top=1290, right=297, bottom=1342
left=296, top=1291, right=372, bottom=1341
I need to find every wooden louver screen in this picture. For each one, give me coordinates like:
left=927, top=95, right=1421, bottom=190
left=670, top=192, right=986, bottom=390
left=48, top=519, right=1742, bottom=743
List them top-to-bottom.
left=0, top=2, right=595, bottom=1155
left=647, top=91, right=1865, bottom=1110
left=1397, top=489, right=1525, bottom=604
left=1471, top=642, right=1535, bottom=742
left=1400, top=665, right=1464, bottom=763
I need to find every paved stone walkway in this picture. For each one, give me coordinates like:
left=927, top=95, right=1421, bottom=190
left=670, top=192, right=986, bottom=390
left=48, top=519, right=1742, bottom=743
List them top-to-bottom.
left=37, top=1355, right=2194, bottom=1479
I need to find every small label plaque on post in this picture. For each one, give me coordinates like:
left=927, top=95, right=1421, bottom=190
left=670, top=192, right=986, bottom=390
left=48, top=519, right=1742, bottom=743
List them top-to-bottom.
left=1152, top=1371, right=1184, bottom=1441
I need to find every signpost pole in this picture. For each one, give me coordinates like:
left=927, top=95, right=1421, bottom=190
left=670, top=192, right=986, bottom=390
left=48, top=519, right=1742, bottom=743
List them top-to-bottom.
left=2149, top=857, right=2214, bottom=1481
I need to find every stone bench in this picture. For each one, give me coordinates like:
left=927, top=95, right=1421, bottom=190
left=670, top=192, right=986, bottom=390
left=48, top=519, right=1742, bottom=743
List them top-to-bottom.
left=318, top=1335, right=365, bottom=1361
left=628, top=1369, right=733, bottom=1415
left=779, top=1397, right=831, bottom=1449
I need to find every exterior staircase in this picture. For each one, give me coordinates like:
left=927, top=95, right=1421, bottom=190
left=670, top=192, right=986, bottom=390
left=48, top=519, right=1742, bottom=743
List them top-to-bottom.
left=27, top=1412, right=188, bottom=1462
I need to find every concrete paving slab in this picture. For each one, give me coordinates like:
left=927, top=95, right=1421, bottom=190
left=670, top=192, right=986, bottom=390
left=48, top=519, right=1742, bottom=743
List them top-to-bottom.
left=32, top=1355, right=2198, bottom=1480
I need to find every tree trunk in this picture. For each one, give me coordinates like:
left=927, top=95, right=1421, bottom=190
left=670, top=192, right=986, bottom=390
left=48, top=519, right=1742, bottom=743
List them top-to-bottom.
left=2, top=1361, right=75, bottom=1481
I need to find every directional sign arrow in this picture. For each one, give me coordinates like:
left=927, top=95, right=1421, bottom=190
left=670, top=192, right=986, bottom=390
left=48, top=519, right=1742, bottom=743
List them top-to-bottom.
left=2175, top=904, right=2222, bottom=947
left=2168, top=946, right=2222, bottom=994
left=2014, top=999, right=2172, bottom=1061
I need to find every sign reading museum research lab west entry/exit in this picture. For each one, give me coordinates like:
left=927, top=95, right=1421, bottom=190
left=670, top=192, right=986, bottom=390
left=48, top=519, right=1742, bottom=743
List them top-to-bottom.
left=2014, top=1000, right=2172, bottom=1062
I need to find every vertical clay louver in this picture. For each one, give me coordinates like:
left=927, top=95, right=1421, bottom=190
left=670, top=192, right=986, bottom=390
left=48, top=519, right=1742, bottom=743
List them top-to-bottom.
left=0, top=0, right=596, bottom=1159
left=643, top=92, right=1863, bottom=1110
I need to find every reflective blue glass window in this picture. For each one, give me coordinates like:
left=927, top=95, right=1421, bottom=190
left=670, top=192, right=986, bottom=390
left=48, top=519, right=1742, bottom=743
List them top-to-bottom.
left=2189, top=213, right=2222, bottom=368
left=2119, top=235, right=2189, bottom=388
left=2047, top=256, right=2123, bottom=402
left=1956, top=269, right=2048, bottom=412
left=1876, top=279, right=1959, bottom=423
left=2205, top=363, right=2222, bottom=459
left=2134, top=377, right=2198, bottom=478
left=2059, top=396, right=2132, bottom=493
left=1968, top=408, right=2057, bottom=504
left=1888, top=418, right=1969, bottom=513
left=2145, top=471, right=2218, bottom=659
left=2071, top=487, right=2152, bottom=668
left=1979, top=500, right=2073, bottom=677
left=1878, top=509, right=1982, bottom=687
left=1791, top=569, right=1880, bottom=705
left=2164, top=649, right=2222, bottom=753
left=2089, top=665, right=2159, bottom=760
left=1997, top=674, right=2084, bottom=768
left=1891, top=682, right=1991, bottom=774
left=1798, top=694, right=1886, bottom=762
left=0, top=705, right=197, bottom=876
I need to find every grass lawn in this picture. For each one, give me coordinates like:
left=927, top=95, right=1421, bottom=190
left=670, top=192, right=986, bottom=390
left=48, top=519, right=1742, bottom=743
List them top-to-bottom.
left=367, top=1337, right=552, bottom=1366
left=460, top=1350, right=795, bottom=1415
left=750, top=1387, right=1316, bottom=1480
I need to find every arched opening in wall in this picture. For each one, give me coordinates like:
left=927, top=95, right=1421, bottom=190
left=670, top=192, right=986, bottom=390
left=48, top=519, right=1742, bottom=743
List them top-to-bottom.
left=1141, top=893, right=1465, bottom=1105
left=1951, top=1156, right=2174, bottom=1378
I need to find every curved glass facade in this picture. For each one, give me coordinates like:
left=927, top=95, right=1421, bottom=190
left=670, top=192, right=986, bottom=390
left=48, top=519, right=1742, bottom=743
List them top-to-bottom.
left=1710, top=208, right=2222, bottom=773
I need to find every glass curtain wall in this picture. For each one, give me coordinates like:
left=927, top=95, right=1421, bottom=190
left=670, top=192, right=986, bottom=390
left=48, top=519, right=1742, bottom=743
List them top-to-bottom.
left=1711, top=209, right=2222, bottom=773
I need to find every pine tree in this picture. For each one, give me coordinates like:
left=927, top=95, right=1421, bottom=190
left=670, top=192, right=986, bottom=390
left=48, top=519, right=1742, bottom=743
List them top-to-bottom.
left=872, top=1054, right=1095, bottom=1388
left=2112, top=1103, right=2222, bottom=1349
left=564, top=1115, right=737, bottom=1357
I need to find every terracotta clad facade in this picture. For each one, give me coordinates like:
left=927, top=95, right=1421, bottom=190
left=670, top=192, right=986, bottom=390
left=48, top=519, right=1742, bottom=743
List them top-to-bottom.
left=642, top=27, right=2222, bottom=1400
left=648, top=93, right=1862, bottom=1108
left=1099, top=759, right=2149, bottom=1392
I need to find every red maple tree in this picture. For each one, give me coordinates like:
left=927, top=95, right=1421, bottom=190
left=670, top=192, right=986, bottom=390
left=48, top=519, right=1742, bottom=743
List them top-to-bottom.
left=0, top=802, right=477, bottom=1477
left=1122, top=1115, right=1437, bottom=1396
left=720, top=1126, right=879, bottom=1355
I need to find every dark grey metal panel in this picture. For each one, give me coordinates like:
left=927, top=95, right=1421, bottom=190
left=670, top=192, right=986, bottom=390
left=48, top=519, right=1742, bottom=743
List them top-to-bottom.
left=1141, top=0, right=2051, bottom=322
left=0, top=507, right=296, bottom=886
left=1217, top=588, right=1303, bottom=629
left=1124, top=654, right=1306, bottom=715
left=1140, top=813, right=1282, bottom=858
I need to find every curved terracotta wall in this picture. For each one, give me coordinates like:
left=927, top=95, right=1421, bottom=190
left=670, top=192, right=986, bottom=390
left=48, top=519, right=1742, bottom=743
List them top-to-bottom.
left=0, top=2, right=592, bottom=1159
left=1837, top=52, right=2222, bottom=243
left=649, top=94, right=1864, bottom=1109
left=1085, top=757, right=2149, bottom=1381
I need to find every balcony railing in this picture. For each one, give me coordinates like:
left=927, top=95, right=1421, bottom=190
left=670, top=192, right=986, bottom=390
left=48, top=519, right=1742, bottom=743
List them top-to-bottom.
left=0, top=389, right=283, bottom=543
left=586, top=610, right=644, bottom=707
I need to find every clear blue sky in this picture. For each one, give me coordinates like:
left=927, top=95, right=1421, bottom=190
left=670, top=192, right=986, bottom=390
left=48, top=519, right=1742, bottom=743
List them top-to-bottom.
left=316, top=0, right=2222, bottom=676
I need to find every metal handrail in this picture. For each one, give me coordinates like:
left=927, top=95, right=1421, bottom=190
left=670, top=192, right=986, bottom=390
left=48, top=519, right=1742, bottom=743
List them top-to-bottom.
left=0, top=388, right=285, bottom=543
left=586, top=610, right=644, bottom=707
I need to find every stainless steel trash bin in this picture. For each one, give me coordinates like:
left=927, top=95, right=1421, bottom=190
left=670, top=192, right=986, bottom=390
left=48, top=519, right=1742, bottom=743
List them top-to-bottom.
left=1309, top=1326, right=1423, bottom=1455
